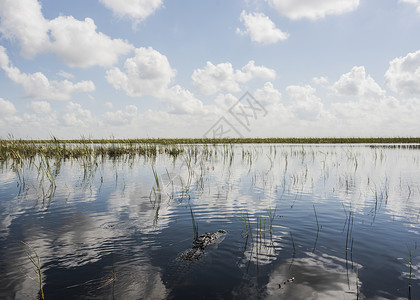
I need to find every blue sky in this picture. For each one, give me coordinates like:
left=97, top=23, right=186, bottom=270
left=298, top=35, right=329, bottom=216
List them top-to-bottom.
left=1, top=0, right=420, bottom=138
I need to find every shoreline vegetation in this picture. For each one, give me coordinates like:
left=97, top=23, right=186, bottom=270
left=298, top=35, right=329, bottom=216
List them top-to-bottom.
left=1, top=137, right=420, bottom=161
left=2, top=137, right=420, bottom=144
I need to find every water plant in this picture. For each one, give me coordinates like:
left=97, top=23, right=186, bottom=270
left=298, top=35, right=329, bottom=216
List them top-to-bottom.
left=312, top=204, right=320, bottom=252
left=190, top=206, right=199, bottom=241
left=267, top=206, right=276, bottom=233
left=238, top=209, right=252, bottom=238
left=290, top=231, right=296, bottom=256
left=16, top=241, right=44, bottom=300
left=394, top=245, right=414, bottom=299
left=356, top=263, right=360, bottom=300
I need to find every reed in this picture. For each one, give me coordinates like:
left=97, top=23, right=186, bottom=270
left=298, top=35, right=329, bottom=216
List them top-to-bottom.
left=313, top=204, right=320, bottom=231
left=190, top=206, right=199, bottom=241
left=267, top=206, right=276, bottom=233
left=238, top=209, right=252, bottom=238
left=290, top=231, right=296, bottom=255
left=16, top=241, right=44, bottom=300
left=394, top=245, right=413, bottom=299
left=356, top=263, right=360, bottom=299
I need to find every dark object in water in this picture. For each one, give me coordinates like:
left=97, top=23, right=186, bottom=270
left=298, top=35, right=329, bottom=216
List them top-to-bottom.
left=179, top=230, right=227, bottom=261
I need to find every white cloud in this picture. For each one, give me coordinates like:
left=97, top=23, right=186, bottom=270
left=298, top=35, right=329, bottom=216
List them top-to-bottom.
left=0, top=0, right=133, bottom=67
left=0, top=0, right=50, bottom=58
left=99, top=0, right=163, bottom=22
left=269, top=0, right=360, bottom=20
left=400, top=0, right=420, bottom=13
left=236, top=11, right=289, bottom=44
left=49, top=16, right=133, bottom=68
left=0, top=46, right=95, bottom=100
left=106, top=47, right=176, bottom=97
left=106, top=47, right=206, bottom=114
left=385, top=49, right=420, bottom=95
left=192, top=60, right=276, bottom=95
left=242, top=60, right=277, bottom=80
left=193, top=62, right=240, bottom=95
left=332, top=66, right=385, bottom=98
left=328, top=67, right=418, bottom=134
left=57, top=71, right=74, bottom=79
left=312, top=76, right=329, bottom=85
left=254, top=82, right=282, bottom=106
left=163, top=85, right=205, bottom=114
left=287, top=85, right=324, bottom=121
left=214, top=94, right=239, bottom=110
left=0, top=97, right=17, bottom=116
left=0, top=98, right=22, bottom=126
left=28, top=101, right=51, bottom=114
left=62, top=102, right=96, bottom=127
left=102, top=104, right=138, bottom=125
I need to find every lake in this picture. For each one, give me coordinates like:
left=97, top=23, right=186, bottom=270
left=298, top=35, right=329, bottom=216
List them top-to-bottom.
left=1, top=144, right=420, bottom=299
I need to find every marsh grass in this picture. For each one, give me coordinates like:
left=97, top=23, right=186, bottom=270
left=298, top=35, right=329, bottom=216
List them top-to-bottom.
left=2, top=137, right=419, bottom=163
left=313, top=204, right=320, bottom=252
left=190, top=206, right=199, bottom=241
left=267, top=206, right=276, bottom=233
left=238, top=210, right=252, bottom=238
left=16, top=241, right=44, bottom=300
left=394, top=245, right=414, bottom=299
left=356, top=263, right=360, bottom=299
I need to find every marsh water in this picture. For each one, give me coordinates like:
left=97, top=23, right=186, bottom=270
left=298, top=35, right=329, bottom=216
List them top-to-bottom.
left=1, top=144, right=420, bottom=299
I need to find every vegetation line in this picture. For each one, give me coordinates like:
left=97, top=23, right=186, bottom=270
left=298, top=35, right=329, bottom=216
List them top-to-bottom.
left=2, top=137, right=420, bottom=145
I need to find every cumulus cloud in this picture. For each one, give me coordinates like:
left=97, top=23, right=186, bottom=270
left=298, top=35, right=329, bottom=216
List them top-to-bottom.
left=0, top=0, right=133, bottom=67
left=0, top=0, right=50, bottom=58
left=99, top=0, right=163, bottom=22
left=269, top=0, right=360, bottom=20
left=400, top=0, right=420, bottom=13
left=236, top=11, right=289, bottom=44
left=49, top=16, right=133, bottom=68
left=0, top=46, right=95, bottom=100
left=106, top=47, right=176, bottom=97
left=106, top=47, right=206, bottom=114
left=385, top=49, right=420, bottom=95
left=192, top=60, right=276, bottom=95
left=332, top=66, right=385, bottom=98
left=57, top=71, right=74, bottom=79
left=312, top=76, right=329, bottom=85
left=254, top=82, right=282, bottom=106
left=163, top=85, right=205, bottom=114
left=287, top=85, right=324, bottom=121
left=214, top=94, right=239, bottom=110
left=0, top=97, right=17, bottom=116
left=0, top=98, right=22, bottom=126
left=28, top=101, right=51, bottom=114
left=62, top=102, right=96, bottom=127
left=103, top=104, right=138, bottom=125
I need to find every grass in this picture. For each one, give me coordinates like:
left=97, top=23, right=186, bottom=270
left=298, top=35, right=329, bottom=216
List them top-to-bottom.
left=1, top=137, right=419, bottom=162
left=2, top=137, right=420, bottom=145
left=0, top=138, right=171, bottom=161
left=190, top=206, right=199, bottom=241
left=267, top=207, right=276, bottom=233
left=238, top=209, right=252, bottom=238
left=16, top=241, right=44, bottom=300
left=394, top=245, right=414, bottom=299
left=356, top=263, right=360, bottom=299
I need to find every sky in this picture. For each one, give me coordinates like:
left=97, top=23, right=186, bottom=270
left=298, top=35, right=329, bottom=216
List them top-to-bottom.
left=0, top=0, right=420, bottom=139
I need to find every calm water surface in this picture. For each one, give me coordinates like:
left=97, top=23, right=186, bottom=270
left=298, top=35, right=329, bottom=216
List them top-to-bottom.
left=1, top=144, right=420, bottom=299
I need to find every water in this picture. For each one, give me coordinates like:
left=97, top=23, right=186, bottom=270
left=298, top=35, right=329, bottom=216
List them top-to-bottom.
left=1, top=144, right=420, bottom=299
